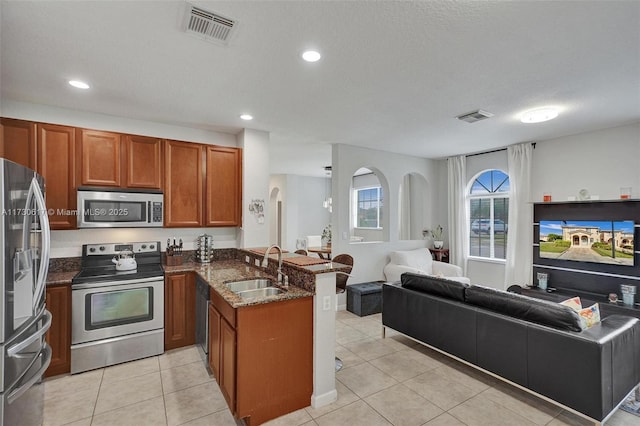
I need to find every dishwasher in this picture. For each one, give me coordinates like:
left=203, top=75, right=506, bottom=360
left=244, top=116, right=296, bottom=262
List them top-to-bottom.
left=195, top=277, right=210, bottom=362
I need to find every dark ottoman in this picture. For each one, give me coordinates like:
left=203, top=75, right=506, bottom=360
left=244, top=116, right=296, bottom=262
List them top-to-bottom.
left=347, top=282, right=383, bottom=316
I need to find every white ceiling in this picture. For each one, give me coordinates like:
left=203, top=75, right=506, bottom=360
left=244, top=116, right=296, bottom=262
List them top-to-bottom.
left=2, top=1, right=639, bottom=177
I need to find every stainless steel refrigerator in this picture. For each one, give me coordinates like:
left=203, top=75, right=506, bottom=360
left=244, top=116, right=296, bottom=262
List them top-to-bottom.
left=0, top=159, right=52, bottom=426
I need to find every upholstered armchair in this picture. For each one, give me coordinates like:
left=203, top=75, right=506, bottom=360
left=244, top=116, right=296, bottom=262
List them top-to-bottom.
left=383, top=248, right=470, bottom=285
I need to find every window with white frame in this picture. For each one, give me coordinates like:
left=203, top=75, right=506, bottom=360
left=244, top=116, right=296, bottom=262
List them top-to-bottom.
left=468, top=169, right=510, bottom=259
left=355, top=186, right=383, bottom=228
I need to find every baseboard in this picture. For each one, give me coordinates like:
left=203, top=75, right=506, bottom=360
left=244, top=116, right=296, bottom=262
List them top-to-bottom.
left=311, top=389, right=338, bottom=408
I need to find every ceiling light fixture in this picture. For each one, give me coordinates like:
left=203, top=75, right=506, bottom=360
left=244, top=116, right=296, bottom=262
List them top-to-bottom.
left=301, top=50, right=321, bottom=62
left=68, top=80, right=90, bottom=89
left=520, top=107, right=559, bottom=124
left=240, top=114, right=253, bottom=121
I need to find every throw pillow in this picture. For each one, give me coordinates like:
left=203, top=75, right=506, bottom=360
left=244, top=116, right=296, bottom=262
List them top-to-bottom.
left=390, top=248, right=433, bottom=274
left=560, top=296, right=582, bottom=311
left=577, top=303, right=601, bottom=329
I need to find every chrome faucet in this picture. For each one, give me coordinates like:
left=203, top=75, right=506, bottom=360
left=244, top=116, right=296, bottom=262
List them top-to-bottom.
left=262, top=244, right=287, bottom=287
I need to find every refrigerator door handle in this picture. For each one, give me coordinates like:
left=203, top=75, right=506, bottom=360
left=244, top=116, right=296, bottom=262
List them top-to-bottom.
left=30, top=177, right=51, bottom=310
left=7, top=309, right=52, bottom=357
left=7, top=343, right=52, bottom=404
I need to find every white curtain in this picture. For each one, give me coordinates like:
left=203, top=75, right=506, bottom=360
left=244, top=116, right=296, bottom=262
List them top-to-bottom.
left=504, top=143, right=534, bottom=287
left=447, top=155, right=467, bottom=272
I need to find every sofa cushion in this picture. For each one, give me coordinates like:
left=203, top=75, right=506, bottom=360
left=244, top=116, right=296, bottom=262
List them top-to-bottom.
left=390, top=248, right=433, bottom=275
left=400, top=272, right=468, bottom=302
left=465, top=285, right=582, bottom=332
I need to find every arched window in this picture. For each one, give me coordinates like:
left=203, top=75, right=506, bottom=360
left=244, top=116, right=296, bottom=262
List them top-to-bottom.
left=468, top=169, right=510, bottom=260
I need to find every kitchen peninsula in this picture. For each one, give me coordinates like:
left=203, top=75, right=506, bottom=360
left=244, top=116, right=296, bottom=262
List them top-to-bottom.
left=164, top=248, right=349, bottom=425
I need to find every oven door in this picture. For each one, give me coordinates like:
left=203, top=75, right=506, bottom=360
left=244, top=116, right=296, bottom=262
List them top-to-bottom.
left=72, top=277, right=164, bottom=345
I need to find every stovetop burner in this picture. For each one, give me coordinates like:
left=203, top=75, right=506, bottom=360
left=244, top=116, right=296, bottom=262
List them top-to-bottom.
left=72, top=241, right=163, bottom=285
left=73, top=264, right=164, bottom=284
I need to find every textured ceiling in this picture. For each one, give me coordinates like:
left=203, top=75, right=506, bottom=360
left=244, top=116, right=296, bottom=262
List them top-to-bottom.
left=1, top=1, right=639, bottom=177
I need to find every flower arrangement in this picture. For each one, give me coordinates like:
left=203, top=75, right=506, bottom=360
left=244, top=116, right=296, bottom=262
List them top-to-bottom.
left=321, top=224, right=332, bottom=243
left=428, top=225, right=444, bottom=240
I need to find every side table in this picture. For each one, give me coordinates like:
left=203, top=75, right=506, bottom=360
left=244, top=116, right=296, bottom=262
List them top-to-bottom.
left=429, top=248, right=449, bottom=263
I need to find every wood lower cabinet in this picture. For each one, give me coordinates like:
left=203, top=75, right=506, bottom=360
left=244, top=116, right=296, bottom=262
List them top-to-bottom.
left=1, top=118, right=37, bottom=169
left=37, top=124, right=76, bottom=230
left=78, top=129, right=122, bottom=187
left=124, top=135, right=163, bottom=189
left=164, top=140, right=204, bottom=227
left=205, top=146, right=242, bottom=226
left=164, top=272, right=196, bottom=350
left=45, top=285, right=71, bottom=378
left=209, top=292, right=313, bottom=425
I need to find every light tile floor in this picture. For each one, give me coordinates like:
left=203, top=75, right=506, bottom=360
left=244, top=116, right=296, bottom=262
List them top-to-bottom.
left=43, top=311, right=639, bottom=426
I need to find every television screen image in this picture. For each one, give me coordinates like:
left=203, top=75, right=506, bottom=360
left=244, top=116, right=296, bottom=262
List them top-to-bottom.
left=539, top=220, right=635, bottom=266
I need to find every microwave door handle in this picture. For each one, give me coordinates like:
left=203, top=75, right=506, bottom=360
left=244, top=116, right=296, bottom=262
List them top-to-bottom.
left=31, top=177, right=51, bottom=310
left=148, top=200, right=151, bottom=223
left=7, top=344, right=52, bottom=404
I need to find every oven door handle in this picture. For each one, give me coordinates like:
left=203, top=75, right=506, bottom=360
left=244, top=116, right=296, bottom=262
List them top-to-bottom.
left=72, top=275, right=164, bottom=289
left=7, top=309, right=52, bottom=357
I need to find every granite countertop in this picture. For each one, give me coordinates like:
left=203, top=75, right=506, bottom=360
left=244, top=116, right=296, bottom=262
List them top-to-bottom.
left=164, top=259, right=315, bottom=308
left=46, top=271, right=78, bottom=286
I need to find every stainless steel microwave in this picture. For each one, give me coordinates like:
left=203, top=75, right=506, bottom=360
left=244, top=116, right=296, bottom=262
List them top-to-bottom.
left=77, top=188, right=163, bottom=228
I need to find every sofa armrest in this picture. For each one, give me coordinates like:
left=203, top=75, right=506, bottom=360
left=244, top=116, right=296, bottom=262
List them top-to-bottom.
left=432, top=261, right=464, bottom=277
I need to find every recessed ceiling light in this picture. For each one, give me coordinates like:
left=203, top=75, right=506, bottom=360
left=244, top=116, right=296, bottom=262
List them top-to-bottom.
left=301, top=50, right=321, bottom=62
left=68, top=80, right=90, bottom=89
left=520, top=107, right=559, bottom=123
left=240, top=114, right=253, bottom=121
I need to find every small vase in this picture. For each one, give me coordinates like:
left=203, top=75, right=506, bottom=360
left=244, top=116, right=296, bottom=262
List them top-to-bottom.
left=433, top=240, right=444, bottom=249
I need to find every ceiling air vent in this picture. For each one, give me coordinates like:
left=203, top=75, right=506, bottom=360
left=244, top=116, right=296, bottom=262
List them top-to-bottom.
left=183, top=3, right=237, bottom=44
left=456, top=110, right=494, bottom=123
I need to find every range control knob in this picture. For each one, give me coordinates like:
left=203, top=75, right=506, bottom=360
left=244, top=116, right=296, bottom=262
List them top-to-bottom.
left=141, top=244, right=147, bottom=249
left=149, top=244, right=155, bottom=250
left=99, top=246, right=105, bottom=251
left=89, top=247, right=96, bottom=253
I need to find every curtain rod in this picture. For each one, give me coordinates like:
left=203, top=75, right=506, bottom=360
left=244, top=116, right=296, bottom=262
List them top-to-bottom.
left=465, top=142, right=536, bottom=158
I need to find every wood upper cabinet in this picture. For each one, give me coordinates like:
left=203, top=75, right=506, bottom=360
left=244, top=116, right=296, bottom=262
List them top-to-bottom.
left=1, top=118, right=37, bottom=169
left=37, top=124, right=76, bottom=230
left=78, top=129, right=121, bottom=187
left=124, top=135, right=163, bottom=189
left=164, top=140, right=204, bottom=227
left=205, top=146, right=242, bottom=227
left=164, top=272, right=196, bottom=350
left=45, top=284, right=71, bottom=378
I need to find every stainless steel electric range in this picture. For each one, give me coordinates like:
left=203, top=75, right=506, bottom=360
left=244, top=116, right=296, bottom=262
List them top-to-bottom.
left=71, top=241, right=164, bottom=374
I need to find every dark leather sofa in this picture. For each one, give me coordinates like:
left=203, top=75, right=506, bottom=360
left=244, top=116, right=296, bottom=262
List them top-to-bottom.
left=382, top=273, right=640, bottom=423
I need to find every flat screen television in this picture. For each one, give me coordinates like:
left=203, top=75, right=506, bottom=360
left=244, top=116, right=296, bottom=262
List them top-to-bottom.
left=539, top=220, right=635, bottom=267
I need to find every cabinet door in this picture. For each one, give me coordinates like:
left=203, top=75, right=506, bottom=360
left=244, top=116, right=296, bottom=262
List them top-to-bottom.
left=1, top=118, right=37, bottom=169
left=37, top=124, right=76, bottom=230
left=78, top=129, right=121, bottom=187
left=124, top=135, right=163, bottom=189
left=164, top=140, right=203, bottom=227
left=205, top=146, right=242, bottom=227
left=164, top=272, right=196, bottom=350
left=44, top=285, right=71, bottom=378
left=208, top=303, right=221, bottom=380
left=220, top=318, right=236, bottom=411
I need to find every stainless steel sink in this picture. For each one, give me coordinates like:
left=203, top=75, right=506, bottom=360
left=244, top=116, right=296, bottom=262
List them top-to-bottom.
left=226, top=279, right=274, bottom=293
left=236, top=287, right=284, bottom=300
